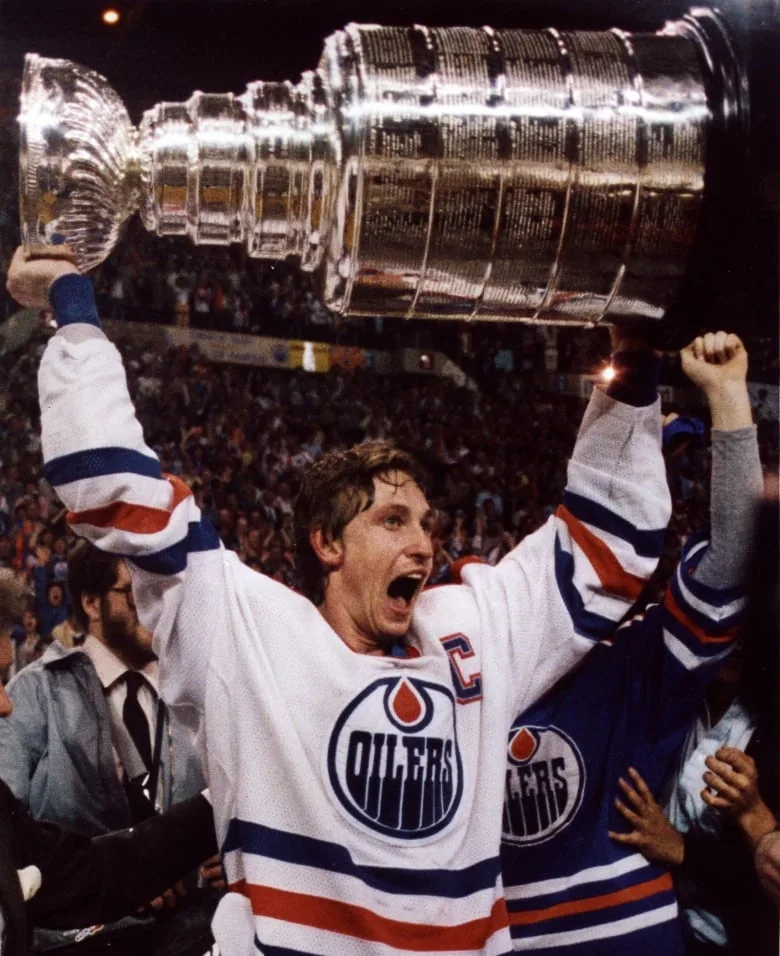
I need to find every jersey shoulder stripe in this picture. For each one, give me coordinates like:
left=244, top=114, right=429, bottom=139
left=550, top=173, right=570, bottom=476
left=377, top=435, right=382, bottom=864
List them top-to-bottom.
left=562, top=490, right=666, bottom=559
left=556, top=505, right=646, bottom=601
left=554, top=538, right=618, bottom=641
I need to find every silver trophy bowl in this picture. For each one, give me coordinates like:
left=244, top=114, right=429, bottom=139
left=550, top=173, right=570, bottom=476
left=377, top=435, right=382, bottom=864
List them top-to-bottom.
left=19, top=7, right=747, bottom=325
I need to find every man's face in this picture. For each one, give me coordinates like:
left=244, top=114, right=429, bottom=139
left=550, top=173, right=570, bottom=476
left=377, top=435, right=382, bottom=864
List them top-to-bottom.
left=322, top=471, right=434, bottom=652
left=99, top=563, right=155, bottom=668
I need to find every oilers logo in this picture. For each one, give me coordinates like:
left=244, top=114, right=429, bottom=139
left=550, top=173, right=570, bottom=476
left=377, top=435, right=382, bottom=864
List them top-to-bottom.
left=327, top=676, right=463, bottom=839
left=502, top=724, right=585, bottom=846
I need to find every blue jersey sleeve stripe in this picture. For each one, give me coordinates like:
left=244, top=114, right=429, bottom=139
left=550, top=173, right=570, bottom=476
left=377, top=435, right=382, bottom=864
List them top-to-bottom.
left=45, top=446, right=162, bottom=487
left=562, top=491, right=666, bottom=559
left=130, top=519, right=220, bottom=575
left=676, top=533, right=746, bottom=607
left=554, top=539, right=617, bottom=643
left=668, top=572, right=744, bottom=635
left=662, top=608, right=740, bottom=657
left=223, top=818, right=501, bottom=899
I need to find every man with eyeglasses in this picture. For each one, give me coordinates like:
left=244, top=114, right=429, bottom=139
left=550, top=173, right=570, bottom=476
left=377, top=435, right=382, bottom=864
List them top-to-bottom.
left=0, top=542, right=221, bottom=956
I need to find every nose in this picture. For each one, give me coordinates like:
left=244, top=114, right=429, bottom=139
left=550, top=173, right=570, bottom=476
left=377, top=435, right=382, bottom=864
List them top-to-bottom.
left=408, top=524, right=434, bottom=563
left=0, top=685, right=13, bottom=718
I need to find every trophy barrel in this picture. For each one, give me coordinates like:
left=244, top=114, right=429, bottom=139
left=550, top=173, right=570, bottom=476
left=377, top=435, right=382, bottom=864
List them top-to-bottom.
left=320, top=12, right=747, bottom=324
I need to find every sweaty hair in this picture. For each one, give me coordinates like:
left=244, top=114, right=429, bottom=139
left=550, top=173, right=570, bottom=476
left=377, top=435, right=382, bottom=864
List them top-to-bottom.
left=294, top=441, right=429, bottom=605
left=67, top=540, right=123, bottom=631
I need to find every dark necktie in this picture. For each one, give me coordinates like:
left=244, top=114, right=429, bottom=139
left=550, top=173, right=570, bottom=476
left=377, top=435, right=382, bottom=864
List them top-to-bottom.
left=123, top=671, right=153, bottom=771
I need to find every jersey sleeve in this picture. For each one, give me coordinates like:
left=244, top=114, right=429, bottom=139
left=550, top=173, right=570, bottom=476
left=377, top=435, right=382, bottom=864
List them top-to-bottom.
left=39, top=326, right=224, bottom=711
left=459, top=386, right=670, bottom=714
left=651, top=529, right=745, bottom=732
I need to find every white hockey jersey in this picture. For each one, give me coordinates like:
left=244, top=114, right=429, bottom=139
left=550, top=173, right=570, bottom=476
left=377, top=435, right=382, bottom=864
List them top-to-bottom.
left=39, top=315, right=670, bottom=955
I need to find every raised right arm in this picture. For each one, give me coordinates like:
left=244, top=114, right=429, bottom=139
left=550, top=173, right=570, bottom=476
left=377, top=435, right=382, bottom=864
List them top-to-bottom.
left=9, top=249, right=224, bottom=711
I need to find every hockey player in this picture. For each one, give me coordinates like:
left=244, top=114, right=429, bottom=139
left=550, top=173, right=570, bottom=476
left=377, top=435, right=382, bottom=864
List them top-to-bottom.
left=9, top=246, right=670, bottom=955
left=499, top=332, right=760, bottom=954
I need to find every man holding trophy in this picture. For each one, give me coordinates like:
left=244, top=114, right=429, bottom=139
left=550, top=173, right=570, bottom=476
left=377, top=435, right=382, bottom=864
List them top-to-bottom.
left=6, top=244, right=671, bottom=956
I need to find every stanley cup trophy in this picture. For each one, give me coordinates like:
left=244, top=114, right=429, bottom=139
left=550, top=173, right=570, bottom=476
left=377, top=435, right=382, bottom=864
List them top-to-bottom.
left=18, top=7, right=746, bottom=326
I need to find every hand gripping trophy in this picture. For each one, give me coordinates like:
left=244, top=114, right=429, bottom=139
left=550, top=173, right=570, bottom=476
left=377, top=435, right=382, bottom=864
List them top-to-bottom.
left=18, top=7, right=745, bottom=326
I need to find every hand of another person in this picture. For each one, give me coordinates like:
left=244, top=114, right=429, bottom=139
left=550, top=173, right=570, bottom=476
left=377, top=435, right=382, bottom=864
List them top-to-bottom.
left=6, top=247, right=79, bottom=310
left=680, top=332, right=748, bottom=394
left=702, top=746, right=777, bottom=849
left=608, top=766, right=685, bottom=866
left=754, top=830, right=780, bottom=904
left=199, top=853, right=227, bottom=891
left=148, top=880, right=187, bottom=911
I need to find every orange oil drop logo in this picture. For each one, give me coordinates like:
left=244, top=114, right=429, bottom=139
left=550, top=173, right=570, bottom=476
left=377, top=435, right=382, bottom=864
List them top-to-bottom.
left=391, top=679, right=423, bottom=724
left=509, top=727, right=538, bottom=762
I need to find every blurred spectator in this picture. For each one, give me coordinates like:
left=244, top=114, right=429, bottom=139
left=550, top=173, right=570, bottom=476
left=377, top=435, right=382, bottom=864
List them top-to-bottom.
left=12, top=608, right=43, bottom=674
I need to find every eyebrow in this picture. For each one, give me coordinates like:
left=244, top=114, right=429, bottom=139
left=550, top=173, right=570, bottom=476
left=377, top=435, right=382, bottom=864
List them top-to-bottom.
left=377, top=503, right=436, bottom=525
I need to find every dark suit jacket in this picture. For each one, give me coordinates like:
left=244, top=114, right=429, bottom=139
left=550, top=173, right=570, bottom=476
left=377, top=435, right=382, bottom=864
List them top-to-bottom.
left=0, top=779, right=217, bottom=956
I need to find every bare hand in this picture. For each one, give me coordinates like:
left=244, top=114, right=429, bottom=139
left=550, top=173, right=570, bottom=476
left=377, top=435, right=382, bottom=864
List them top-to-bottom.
left=6, top=246, right=79, bottom=310
left=680, top=332, right=748, bottom=393
left=702, top=746, right=777, bottom=848
left=608, top=766, right=685, bottom=866
left=755, top=830, right=780, bottom=904
left=199, top=853, right=227, bottom=891
left=148, top=880, right=187, bottom=911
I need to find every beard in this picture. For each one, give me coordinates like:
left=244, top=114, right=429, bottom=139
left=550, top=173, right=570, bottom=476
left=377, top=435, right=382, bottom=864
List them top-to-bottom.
left=99, top=599, right=156, bottom=669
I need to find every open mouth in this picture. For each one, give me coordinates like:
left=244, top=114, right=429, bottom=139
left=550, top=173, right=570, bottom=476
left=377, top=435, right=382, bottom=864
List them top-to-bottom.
left=387, top=573, right=425, bottom=606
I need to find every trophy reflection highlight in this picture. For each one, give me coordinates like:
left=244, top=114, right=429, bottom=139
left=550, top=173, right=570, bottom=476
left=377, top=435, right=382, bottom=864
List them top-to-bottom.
left=19, top=8, right=746, bottom=324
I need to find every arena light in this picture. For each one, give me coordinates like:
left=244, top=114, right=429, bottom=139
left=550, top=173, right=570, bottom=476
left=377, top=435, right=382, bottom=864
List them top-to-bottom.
left=102, top=8, right=121, bottom=25
left=600, top=365, right=616, bottom=383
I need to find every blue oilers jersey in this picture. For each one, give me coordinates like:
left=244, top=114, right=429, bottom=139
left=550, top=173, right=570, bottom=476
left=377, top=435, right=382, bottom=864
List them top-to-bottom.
left=501, top=533, right=744, bottom=954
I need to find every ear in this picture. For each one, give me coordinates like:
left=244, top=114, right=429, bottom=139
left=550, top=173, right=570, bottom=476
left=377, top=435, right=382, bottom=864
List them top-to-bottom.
left=309, top=527, right=343, bottom=570
left=81, top=592, right=101, bottom=626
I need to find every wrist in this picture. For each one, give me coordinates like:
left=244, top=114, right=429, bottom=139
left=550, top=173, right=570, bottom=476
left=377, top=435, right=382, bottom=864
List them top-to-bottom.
left=47, top=261, right=79, bottom=288
left=707, top=383, right=753, bottom=430
left=738, top=803, right=777, bottom=850
left=668, top=832, right=686, bottom=867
